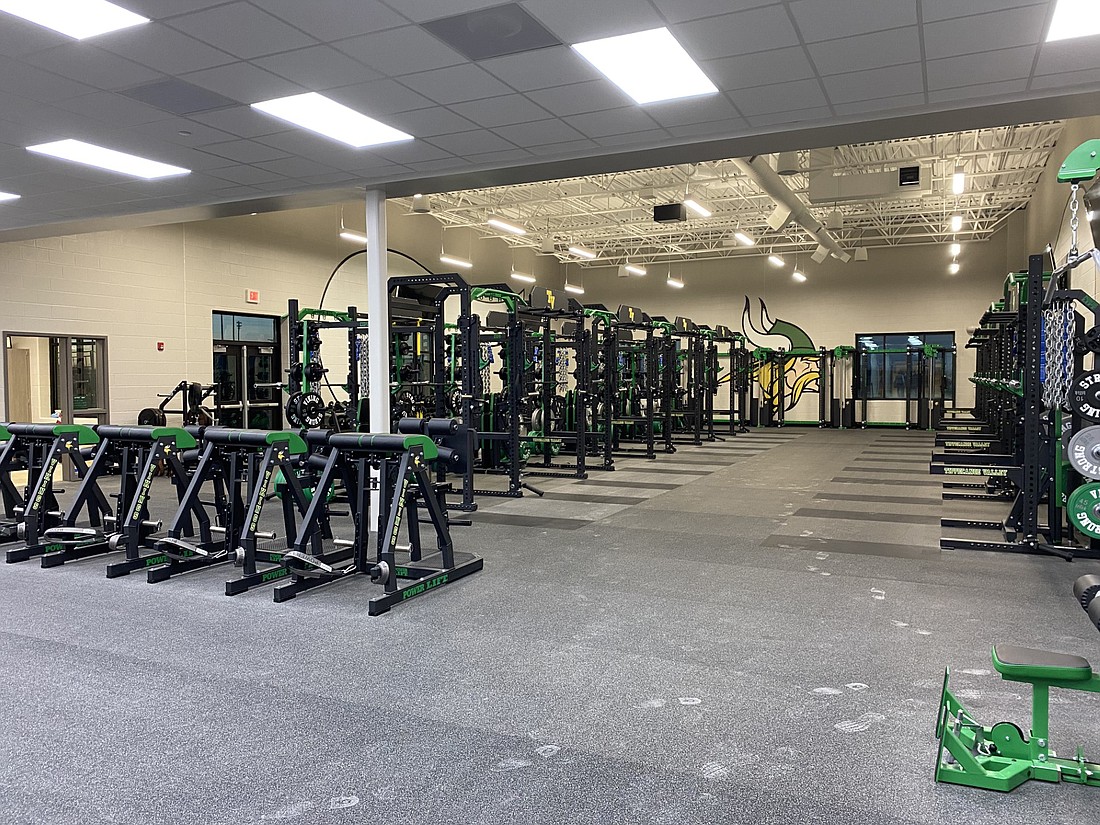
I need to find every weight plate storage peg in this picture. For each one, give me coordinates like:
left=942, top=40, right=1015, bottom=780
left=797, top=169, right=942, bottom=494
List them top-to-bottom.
left=1069, top=371, right=1100, bottom=420
left=1068, top=426, right=1100, bottom=480
left=1068, top=483, right=1100, bottom=539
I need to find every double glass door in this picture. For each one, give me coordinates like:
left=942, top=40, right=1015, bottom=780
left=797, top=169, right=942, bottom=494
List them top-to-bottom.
left=213, top=344, right=281, bottom=429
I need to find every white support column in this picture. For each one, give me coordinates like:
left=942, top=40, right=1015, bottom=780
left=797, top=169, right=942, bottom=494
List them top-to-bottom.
left=365, top=188, right=389, bottom=532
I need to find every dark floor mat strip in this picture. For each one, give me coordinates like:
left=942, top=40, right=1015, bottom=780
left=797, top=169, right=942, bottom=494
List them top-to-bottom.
left=852, top=457, right=932, bottom=464
left=616, top=465, right=712, bottom=476
left=841, top=466, right=929, bottom=475
left=830, top=476, right=944, bottom=487
left=578, top=478, right=682, bottom=490
left=540, top=491, right=649, bottom=506
left=792, top=507, right=941, bottom=525
left=470, top=512, right=591, bottom=530
left=762, top=534, right=939, bottom=559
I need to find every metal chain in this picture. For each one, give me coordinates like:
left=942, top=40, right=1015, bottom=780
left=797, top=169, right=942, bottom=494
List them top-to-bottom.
left=1070, top=182, right=1080, bottom=259
left=1043, top=300, right=1075, bottom=409
left=357, top=333, right=369, bottom=395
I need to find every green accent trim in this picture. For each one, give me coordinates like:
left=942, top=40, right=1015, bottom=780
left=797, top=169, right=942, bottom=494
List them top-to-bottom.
left=1057, top=139, right=1100, bottom=184
left=471, top=287, right=525, bottom=312
left=296, top=307, right=354, bottom=323
left=583, top=307, right=616, bottom=324
left=0, top=424, right=9, bottom=442
left=55, top=424, right=99, bottom=445
left=151, top=427, right=198, bottom=449
left=220, top=430, right=307, bottom=455
left=991, top=647, right=1092, bottom=683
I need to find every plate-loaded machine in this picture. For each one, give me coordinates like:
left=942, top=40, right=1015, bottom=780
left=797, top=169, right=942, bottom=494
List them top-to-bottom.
left=3, top=424, right=100, bottom=563
left=27, top=426, right=194, bottom=571
left=276, top=427, right=482, bottom=614
left=133, top=429, right=310, bottom=593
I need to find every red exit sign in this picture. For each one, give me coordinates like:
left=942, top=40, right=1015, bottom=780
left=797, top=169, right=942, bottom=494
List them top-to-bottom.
left=245, top=289, right=260, bottom=304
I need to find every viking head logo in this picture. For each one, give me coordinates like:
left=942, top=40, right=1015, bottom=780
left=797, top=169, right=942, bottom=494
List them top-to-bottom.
left=740, top=297, right=821, bottom=411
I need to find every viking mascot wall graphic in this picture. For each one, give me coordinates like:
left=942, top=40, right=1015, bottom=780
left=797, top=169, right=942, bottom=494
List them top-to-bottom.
left=737, top=297, right=821, bottom=412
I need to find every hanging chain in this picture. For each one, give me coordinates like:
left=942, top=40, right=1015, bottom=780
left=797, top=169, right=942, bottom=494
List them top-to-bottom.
left=1070, top=182, right=1080, bottom=259
left=1043, top=300, right=1076, bottom=410
left=358, top=333, right=369, bottom=395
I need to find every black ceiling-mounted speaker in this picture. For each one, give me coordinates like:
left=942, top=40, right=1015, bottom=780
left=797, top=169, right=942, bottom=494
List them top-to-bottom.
left=899, top=166, right=921, bottom=186
left=654, top=203, right=687, bottom=223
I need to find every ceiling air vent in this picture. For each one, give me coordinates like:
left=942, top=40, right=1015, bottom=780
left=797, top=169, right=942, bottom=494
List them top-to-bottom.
left=421, top=3, right=561, bottom=61
left=120, top=79, right=238, bottom=115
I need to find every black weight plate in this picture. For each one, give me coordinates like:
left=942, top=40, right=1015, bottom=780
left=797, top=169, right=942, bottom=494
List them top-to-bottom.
left=1085, top=326, right=1100, bottom=355
left=1070, top=371, right=1100, bottom=421
left=298, top=392, right=325, bottom=428
left=284, top=393, right=303, bottom=427
left=137, top=408, right=166, bottom=426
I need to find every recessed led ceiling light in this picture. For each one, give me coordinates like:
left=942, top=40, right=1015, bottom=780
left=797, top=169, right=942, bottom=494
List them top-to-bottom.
left=0, top=0, right=148, bottom=40
left=1047, top=0, right=1100, bottom=42
left=572, top=27, right=718, bottom=105
left=252, top=92, right=413, bottom=148
left=27, top=139, right=189, bottom=179
left=951, top=165, right=966, bottom=195
left=0, top=191, right=20, bottom=202
left=683, top=197, right=712, bottom=218
left=949, top=214, right=963, bottom=232
left=488, top=216, right=527, bottom=235
left=340, top=231, right=368, bottom=244
left=734, top=231, right=755, bottom=247
left=949, top=242, right=961, bottom=257
left=568, top=245, right=597, bottom=259
left=440, top=254, right=473, bottom=270
left=767, top=255, right=785, bottom=268
left=625, top=264, right=647, bottom=276
left=510, top=271, right=536, bottom=283
left=792, top=271, right=806, bottom=283
left=666, top=275, right=685, bottom=289
left=564, top=281, right=585, bottom=294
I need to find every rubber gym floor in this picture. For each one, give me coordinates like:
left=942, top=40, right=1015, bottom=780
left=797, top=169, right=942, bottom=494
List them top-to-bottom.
left=2, top=429, right=1098, bottom=824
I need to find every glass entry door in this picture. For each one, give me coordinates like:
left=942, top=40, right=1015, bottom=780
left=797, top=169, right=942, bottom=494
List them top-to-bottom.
left=213, top=343, right=281, bottom=429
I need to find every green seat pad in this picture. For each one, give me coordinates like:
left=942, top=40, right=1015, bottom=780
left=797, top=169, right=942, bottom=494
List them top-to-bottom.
left=992, top=645, right=1092, bottom=682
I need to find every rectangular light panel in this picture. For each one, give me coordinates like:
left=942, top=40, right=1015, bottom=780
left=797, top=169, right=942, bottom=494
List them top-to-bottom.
left=0, top=0, right=148, bottom=40
left=1048, top=0, right=1100, bottom=42
left=572, top=27, right=717, bottom=105
left=252, top=93, right=413, bottom=148
left=27, top=139, right=189, bottom=179
left=0, top=191, right=20, bottom=202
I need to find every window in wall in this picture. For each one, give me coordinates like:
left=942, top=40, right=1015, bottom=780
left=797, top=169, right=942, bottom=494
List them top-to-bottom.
left=212, top=312, right=277, bottom=343
left=856, top=332, right=955, bottom=401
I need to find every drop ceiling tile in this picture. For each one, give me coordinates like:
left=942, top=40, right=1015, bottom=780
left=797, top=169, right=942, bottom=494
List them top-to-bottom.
left=261, top=0, right=408, bottom=41
left=395, top=0, right=510, bottom=23
left=522, top=0, right=665, bottom=43
left=650, top=0, right=779, bottom=24
left=789, top=0, right=917, bottom=42
left=922, top=0, right=1043, bottom=23
left=167, top=4, right=318, bottom=60
left=923, top=5, right=1047, bottom=60
left=675, top=6, right=800, bottom=60
left=0, top=14, right=73, bottom=56
left=95, top=23, right=236, bottom=75
left=335, top=26, right=466, bottom=76
left=809, top=27, right=922, bottom=76
left=1037, top=38, right=1100, bottom=75
left=25, top=45, right=164, bottom=92
left=479, top=45, right=600, bottom=91
left=255, top=46, right=382, bottom=91
left=926, top=46, right=1036, bottom=91
left=703, top=47, right=814, bottom=90
left=0, top=56, right=97, bottom=102
left=182, top=62, right=305, bottom=104
left=822, top=62, right=923, bottom=104
left=398, top=64, right=513, bottom=105
left=1031, top=68, right=1100, bottom=90
left=728, top=78, right=826, bottom=116
left=327, top=79, right=437, bottom=119
left=928, top=79, right=1027, bottom=103
left=526, top=80, right=632, bottom=117
left=57, top=91, right=171, bottom=127
left=832, top=92, right=926, bottom=115
left=449, top=94, right=552, bottom=127
left=643, top=94, right=740, bottom=128
left=747, top=105, right=832, bottom=127
left=189, top=106, right=293, bottom=139
left=383, top=106, right=480, bottom=137
left=563, top=107, right=664, bottom=138
left=665, top=116, right=749, bottom=139
left=128, top=117, right=237, bottom=148
left=491, top=118, right=587, bottom=146
left=592, top=129, right=670, bottom=148
left=251, top=130, right=370, bottom=167
left=425, top=130, right=518, bottom=156
left=525, top=137, right=600, bottom=156
left=201, top=139, right=293, bottom=164
left=366, top=142, right=456, bottom=165
left=463, top=147, right=534, bottom=163
left=255, top=156, right=340, bottom=179
left=400, top=157, right=462, bottom=173
left=204, top=165, right=286, bottom=185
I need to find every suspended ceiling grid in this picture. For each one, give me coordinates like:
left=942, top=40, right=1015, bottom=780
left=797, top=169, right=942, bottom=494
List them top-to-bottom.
left=401, top=121, right=1066, bottom=265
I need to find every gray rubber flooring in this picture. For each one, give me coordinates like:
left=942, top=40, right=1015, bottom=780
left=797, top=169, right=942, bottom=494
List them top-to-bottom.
left=3, top=427, right=1100, bottom=824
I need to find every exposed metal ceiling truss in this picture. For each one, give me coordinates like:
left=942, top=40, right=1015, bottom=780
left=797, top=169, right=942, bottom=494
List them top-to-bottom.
left=394, top=121, right=1065, bottom=268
